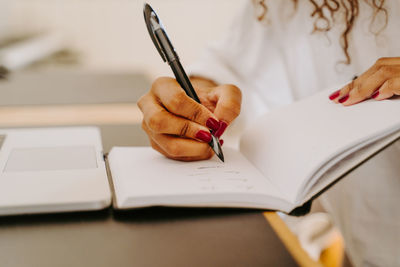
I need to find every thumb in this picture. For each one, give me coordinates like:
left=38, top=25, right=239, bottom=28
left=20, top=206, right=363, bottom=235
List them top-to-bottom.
left=212, top=84, right=242, bottom=137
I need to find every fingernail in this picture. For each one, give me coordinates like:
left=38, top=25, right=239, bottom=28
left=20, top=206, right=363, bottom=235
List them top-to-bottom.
left=329, top=90, right=341, bottom=100
left=371, top=90, right=379, bottom=99
left=338, top=94, right=349, bottom=103
left=206, top=117, right=220, bottom=131
left=215, top=121, right=228, bottom=138
left=196, top=130, right=212, bottom=143
left=220, top=139, right=224, bottom=146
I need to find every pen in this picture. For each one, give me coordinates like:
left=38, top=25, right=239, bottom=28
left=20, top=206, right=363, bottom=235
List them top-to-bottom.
left=143, top=3, right=224, bottom=162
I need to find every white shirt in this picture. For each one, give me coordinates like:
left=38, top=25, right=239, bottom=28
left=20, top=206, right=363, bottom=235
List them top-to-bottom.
left=190, top=0, right=400, bottom=125
left=189, top=1, right=400, bottom=266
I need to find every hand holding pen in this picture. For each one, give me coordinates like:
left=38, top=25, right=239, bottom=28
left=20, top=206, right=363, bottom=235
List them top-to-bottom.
left=138, top=3, right=241, bottom=162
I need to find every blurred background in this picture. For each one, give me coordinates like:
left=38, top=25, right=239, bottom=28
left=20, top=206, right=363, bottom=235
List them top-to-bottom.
left=0, top=0, right=242, bottom=77
left=0, top=0, right=243, bottom=150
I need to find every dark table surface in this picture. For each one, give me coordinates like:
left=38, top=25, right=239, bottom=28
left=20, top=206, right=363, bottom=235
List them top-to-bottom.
left=0, top=207, right=296, bottom=267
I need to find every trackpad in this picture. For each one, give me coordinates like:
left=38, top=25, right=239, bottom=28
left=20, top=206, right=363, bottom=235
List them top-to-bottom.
left=4, top=146, right=98, bottom=172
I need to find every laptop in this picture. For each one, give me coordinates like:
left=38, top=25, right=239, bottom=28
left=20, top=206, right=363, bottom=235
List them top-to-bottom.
left=0, top=127, right=111, bottom=215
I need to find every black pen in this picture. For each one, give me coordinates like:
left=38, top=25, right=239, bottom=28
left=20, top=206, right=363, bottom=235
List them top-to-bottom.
left=143, top=3, right=224, bottom=162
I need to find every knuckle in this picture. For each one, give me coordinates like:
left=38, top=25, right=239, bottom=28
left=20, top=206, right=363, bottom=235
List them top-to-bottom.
left=375, top=57, right=389, bottom=66
left=375, top=58, right=384, bottom=66
left=377, top=65, right=387, bottom=72
left=378, top=65, right=394, bottom=76
left=151, top=76, right=173, bottom=90
left=385, top=79, right=394, bottom=90
left=345, top=80, right=357, bottom=93
left=348, top=80, right=356, bottom=91
left=341, top=83, right=350, bottom=93
left=352, top=84, right=364, bottom=96
left=168, top=91, right=187, bottom=110
left=137, top=94, right=150, bottom=111
left=137, top=96, right=144, bottom=110
left=189, top=106, right=202, bottom=122
left=147, top=112, right=165, bottom=132
left=179, top=121, right=190, bottom=137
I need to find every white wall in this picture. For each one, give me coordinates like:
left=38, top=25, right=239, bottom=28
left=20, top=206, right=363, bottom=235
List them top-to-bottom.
left=5, top=0, right=244, bottom=78
left=0, top=1, right=13, bottom=39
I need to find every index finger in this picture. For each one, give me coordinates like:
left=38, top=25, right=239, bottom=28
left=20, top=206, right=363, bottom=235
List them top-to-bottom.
left=151, top=77, right=220, bottom=131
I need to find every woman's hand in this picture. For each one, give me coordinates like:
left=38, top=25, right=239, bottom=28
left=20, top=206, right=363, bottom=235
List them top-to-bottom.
left=329, top=57, right=400, bottom=105
left=137, top=76, right=241, bottom=161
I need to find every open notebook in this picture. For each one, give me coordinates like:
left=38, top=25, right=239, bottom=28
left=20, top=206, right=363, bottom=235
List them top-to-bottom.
left=1, top=89, right=399, bottom=216
left=108, top=89, right=400, bottom=214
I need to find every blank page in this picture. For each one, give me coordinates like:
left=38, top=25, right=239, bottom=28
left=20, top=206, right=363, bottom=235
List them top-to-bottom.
left=240, top=89, right=400, bottom=203
left=108, top=147, right=287, bottom=209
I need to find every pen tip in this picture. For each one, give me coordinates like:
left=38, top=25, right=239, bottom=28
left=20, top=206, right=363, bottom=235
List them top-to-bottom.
left=209, top=133, right=224, bottom=162
left=217, top=147, right=224, bottom=162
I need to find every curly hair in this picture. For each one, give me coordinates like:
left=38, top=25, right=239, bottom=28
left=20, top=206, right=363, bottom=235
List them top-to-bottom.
left=253, top=0, right=388, bottom=64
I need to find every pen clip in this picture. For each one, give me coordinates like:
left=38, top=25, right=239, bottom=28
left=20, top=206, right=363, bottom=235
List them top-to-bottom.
left=143, top=3, right=167, bottom=62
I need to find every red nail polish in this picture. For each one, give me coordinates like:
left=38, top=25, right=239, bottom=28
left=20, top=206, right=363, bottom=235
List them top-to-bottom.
left=329, top=90, right=341, bottom=100
left=371, top=90, right=379, bottom=99
left=338, top=94, right=349, bottom=103
left=206, top=117, right=220, bottom=131
left=215, top=121, right=228, bottom=138
left=196, top=130, right=212, bottom=143
left=220, top=139, right=224, bottom=146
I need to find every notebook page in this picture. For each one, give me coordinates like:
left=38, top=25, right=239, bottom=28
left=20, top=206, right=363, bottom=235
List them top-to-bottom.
left=240, top=89, right=400, bottom=203
left=302, top=130, right=400, bottom=203
left=108, top=147, right=287, bottom=209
